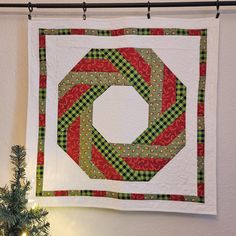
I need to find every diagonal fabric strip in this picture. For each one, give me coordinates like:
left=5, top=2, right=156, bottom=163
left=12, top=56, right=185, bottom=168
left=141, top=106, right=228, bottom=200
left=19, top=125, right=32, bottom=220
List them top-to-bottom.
left=85, top=48, right=150, bottom=102
left=102, top=49, right=150, bottom=102
left=58, top=85, right=109, bottom=131
left=133, top=96, right=186, bottom=144
left=92, top=127, right=157, bottom=181
left=92, top=127, right=137, bottom=181
left=112, top=131, right=186, bottom=158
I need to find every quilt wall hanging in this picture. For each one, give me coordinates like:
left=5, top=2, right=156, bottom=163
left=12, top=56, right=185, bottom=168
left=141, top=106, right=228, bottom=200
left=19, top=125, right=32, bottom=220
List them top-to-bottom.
left=27, top=17, right=219, bottom=214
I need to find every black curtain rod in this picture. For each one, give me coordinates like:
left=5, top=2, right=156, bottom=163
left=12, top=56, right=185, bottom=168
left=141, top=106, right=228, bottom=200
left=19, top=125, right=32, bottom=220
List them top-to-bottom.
left=0, top=1, right=236, bottom=9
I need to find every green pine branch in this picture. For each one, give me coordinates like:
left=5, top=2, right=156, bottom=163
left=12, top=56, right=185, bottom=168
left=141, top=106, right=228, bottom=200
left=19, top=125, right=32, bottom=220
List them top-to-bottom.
left=0, top=145, right=50, bottom=236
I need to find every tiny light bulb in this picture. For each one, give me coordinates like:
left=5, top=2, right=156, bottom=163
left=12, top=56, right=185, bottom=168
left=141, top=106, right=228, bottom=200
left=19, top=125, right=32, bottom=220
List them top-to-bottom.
left=28, top=199, right=34, bottom=203
left=32, top=203, right=37, bottom=210
left=21, top=232, right=27, bottom=236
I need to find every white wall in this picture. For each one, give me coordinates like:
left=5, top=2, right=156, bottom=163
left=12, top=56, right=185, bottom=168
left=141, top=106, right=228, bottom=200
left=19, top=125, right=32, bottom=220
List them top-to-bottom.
left=1, top=0, right=236, bottom=235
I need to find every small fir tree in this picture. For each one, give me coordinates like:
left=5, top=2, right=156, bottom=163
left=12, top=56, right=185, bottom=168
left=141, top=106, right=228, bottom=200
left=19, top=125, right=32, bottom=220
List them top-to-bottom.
left=0, top=145, right=50, bottom=236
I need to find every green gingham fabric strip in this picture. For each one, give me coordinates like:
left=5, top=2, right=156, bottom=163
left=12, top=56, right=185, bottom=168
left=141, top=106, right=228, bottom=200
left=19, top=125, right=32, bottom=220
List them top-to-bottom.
left=137, top=28, right=150, bottom=35
left=39, top=29, right=45, bottom=35
left=58, top=29, right=70, bottom=35
left=176, top=29, right=188, bottom=35
left=201, top=29, right=207, bottom=36
left=97, top=30, right=112, bottom=36
left=39, top=48, right=46, bottom=61
left=84, top=49, right=105, bottom=59
left=102, top=49, right=150, bottom=102
left=200, top=49, right=207, bottom=63
left=176, top=79, right=186, bottom=101
left=58, top=85, right=109, bottom=131
left=39, top=88, right=46, bottom=100
left=198, top=89, right=205, bottom=102
left=133, top=96, right=186, bottom=144
left=38, top=127, right=45, bottom=140
left=92, top=127, right=159, bottom=181
left=92, top=127, right=137, bottom=181
left=197, top=129, right=205, bottom=143
left=57, top=130, right=67, bottom=152
left=36, top=165, right=44, bottom=178
left=198, top=169, right=204, bottom=183
left=136, top=171, right=157, bottom=181
left=80, top=190, right=93, bottom=196
left=118, top=193, right=131, bottom=199
left=156, top=194, right=171, bottom=200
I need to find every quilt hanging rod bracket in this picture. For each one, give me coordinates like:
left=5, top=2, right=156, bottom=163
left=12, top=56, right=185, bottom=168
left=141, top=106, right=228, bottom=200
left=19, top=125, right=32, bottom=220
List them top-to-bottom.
left=0, top=1, right=236, bottom=9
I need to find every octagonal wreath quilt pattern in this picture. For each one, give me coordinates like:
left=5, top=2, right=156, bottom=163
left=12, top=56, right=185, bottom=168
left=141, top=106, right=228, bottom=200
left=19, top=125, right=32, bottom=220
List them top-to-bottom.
left=57, top=48, right=186, bottom=181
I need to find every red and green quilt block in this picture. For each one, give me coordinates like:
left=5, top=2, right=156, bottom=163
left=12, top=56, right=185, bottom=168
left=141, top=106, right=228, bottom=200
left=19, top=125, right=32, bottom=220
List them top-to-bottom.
left=57, top=48, right=186, bottom=181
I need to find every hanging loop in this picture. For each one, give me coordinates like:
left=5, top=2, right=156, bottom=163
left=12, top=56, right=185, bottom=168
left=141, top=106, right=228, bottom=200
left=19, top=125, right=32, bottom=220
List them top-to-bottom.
left=216, top=0, right=220, bottom=18
left=147, top=1, right=151, bottom=19
left=28, top=2, right=33, bottom=20
left=83, top=2, right=87, bottom=20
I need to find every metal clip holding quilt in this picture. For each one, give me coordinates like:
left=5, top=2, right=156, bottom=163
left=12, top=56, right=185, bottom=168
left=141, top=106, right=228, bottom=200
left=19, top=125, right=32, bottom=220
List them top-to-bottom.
left=216, top=0, right=220, bottom=18
left=83, top=1, right=87, bottom=20
left=147, top=1, right=151, bottom=19
left=28, top=2, right=33, bottom=20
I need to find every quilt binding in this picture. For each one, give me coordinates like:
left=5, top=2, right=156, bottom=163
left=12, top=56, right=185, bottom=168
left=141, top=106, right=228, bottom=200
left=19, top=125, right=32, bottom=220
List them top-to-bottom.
left=36, top=27, right=206, bottom=203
